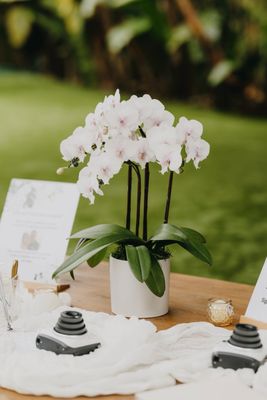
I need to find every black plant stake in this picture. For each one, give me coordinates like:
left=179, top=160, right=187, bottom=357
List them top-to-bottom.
left=143, top=163, right=150, bottom=241
left=126, top=164, right=132, bottom=230
left=134, top=164, right=142, bottom=237
left=164, top=171, right=174, bottom=224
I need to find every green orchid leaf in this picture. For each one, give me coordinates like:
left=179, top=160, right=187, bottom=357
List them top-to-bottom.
left=150, top=223, right=188, bottom=242
left=150, top=223, right=211, bottom=266
left=71, top=224, right=140, bottom=241
left=151, top=224, right=206, bottom=243
left=179, top=227, right=206, bottom=243
left=53, top=232, right=138, bottom=278
left=74, top=237, right=89, bottom=252
left=153, top=238, right=212, bottom=266
left=179, top=240, right=212, bottom=265
left=125, top=245, right=151, bottom=282
left=136, top=246, right=152, bottom=280
left=87, top=247, right=107, bottom=267
left=145, top=256, right=165, bottom=297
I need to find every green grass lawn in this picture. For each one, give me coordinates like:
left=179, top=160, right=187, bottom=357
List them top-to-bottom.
left=0, top=71, right=267, bottom=285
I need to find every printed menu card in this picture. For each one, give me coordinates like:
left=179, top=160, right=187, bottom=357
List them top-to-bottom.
left=0, top=179, right=80, bottom=284
left=245, top=258, right=267, bottom=323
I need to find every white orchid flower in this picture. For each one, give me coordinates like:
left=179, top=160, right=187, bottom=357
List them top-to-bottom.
left=92, top=89, right=121, bottom=126
left=103, top=89, right=120, bottom=110
left=59, top=90, right=210, bottom=203
left=128, top=94, right=153, bottom=124
left=140, top=97, right=174, bottom=131
left=105, top=101, right=139, bottom=136
left=143, top=109, right=175, bottom=131
left=85, top=112, right=108, bottom=148
left=85, top=112, right=101, bottom=129
left=176, top=116, right=203, bottom=143
left=72, top=126, right=98, bottom=154
left=146, top=126, right=178, bottom=151
left=146, top=126, right=183, bottom=173
left=60, top=131, right=87, bottom=162
left=105, top=135, right=133, bottom=163
left=131, top=137, right=155, bottom=169
left=186, top=138, right=210, bottom=168
left=154, top=145, right=183, bottom=174
left=89, top=152, right=122, bottom=185
left=77, top=167, right=103, bottom=204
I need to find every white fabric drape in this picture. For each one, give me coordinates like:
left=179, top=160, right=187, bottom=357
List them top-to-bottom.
left=0, top=306, right=267, bottom=398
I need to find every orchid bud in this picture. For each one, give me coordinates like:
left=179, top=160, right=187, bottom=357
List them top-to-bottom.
left=56, top=167, right=67, bottom=175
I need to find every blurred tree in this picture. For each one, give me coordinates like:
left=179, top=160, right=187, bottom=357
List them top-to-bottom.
left=0, top=0, right=266, bottom=114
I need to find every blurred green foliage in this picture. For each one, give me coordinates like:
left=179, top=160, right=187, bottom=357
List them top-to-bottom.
left=0, top=0, right=266, bottom=114
left=0, top=72, right=266, bottom=284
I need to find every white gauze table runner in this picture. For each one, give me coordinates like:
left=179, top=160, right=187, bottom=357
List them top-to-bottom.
left=1, top=306, right=267, bottom=398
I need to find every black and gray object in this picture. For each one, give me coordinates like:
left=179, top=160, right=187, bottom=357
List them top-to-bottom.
left=36, top=310, right=101, bottom=356
left=54, top=310, right=88, bottom=335
left=212, top=323, right=266, bottom=372
left=228, top=323, right=262, bottom=349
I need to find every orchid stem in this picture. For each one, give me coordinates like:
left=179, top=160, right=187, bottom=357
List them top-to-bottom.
left=143, top=163, right=150, bottom=241
left=126, top=164, right=132, bottom=230
left=164, top=171, right=174, bottom=224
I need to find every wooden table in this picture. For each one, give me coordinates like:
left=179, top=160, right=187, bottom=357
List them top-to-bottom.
left=0, top=264, right=254, bottom=400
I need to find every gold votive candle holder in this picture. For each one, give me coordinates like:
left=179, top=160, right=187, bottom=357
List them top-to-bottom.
left=207, top=298, right=234, bottom=327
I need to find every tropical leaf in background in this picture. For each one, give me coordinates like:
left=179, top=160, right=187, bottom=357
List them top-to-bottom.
left=37, top=0, right=83, bottom=36
left=54, top=0, right=75, bottom=18
left=80, top=0, right=140, bottom=18
left=80, top=0, right=105, bottom=18
left=5, top=6, right=34, bottom=48
left=167, top=10, right=221, bottom=55
left=200, top=10, right=221, bottom=42
left=106, top=17, right=151, bottom=54
left=167, top=24, right=192, bottom=54
left=208, top=60, right=236, bottom=86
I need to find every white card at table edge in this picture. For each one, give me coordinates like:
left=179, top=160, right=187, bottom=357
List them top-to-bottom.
left=0, top=179, right=80, bottom=284
left=245, top=258, right=267, bottom=323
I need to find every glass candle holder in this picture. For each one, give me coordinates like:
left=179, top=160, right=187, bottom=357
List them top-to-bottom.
left=0, top=270, right=20, bottom=331
left=207, top=298, right=234, bottom=327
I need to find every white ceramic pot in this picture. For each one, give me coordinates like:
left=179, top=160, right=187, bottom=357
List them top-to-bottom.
left=109, top=255, right=170, bottom=318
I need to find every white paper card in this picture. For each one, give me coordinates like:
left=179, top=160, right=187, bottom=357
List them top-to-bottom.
left=0, top=179, right=80, bottom=283
left=245, top=258, right=267, bottom=322
left=136, top=376, right=265, bottom=400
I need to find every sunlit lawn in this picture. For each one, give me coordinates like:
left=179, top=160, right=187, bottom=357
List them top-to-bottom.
left=0, top=72, right=267, bottom=284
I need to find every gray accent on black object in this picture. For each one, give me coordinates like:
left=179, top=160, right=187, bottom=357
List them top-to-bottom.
left=36, top=334, right=100, bottom=356
left=212, top=351, right=261, bottom=372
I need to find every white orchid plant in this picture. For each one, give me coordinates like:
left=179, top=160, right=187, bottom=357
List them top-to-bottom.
left=53, top=90, right=212, bottom=297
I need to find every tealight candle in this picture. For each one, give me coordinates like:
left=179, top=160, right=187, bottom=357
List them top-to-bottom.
left=207, top=298, right=234, bottom=326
